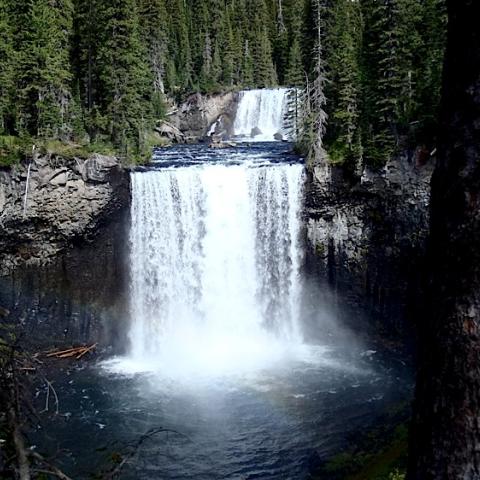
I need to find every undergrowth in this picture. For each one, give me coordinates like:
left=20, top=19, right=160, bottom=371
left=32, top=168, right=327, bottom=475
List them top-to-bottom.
left=0, top=133, right=169, bottom=168
left=314, top=402, right=410, bottom=480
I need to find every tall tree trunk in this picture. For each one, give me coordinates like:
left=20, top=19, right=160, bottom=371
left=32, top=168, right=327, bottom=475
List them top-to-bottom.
left=408, top=1, right=480, bottom=479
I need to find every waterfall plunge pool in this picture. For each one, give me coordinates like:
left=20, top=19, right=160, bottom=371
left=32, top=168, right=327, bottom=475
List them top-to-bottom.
left=32, top=142, right=413, bottom=479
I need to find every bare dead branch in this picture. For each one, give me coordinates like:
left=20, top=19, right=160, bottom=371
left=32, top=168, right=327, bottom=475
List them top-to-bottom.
left=8, top=404, right=31, bottom=480
left=102, top=428, right=186, bottom=480
left=29, top=452, right=74, bottom=480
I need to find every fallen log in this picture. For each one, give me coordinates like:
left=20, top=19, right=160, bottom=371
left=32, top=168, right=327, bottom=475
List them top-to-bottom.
left=76, top=343, right=97, bottom=359
left=45, top=344, right=97, bottom=359
left=46, top=347, right=78, bottom=358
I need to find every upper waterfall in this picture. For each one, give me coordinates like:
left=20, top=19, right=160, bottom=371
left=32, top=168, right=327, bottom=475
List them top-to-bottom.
left=233, top=88, right=291, bottom=142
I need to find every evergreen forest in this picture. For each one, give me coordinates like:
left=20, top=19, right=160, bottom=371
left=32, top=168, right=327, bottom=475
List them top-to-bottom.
left=0, top=0, right=446, bottom=166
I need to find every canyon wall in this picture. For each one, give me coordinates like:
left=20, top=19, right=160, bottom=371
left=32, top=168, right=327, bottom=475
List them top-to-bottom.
left=170, top=91, right=239, bottom=141
left=305, top=152, right=434, bottom=339
left=0, top=154, right=130, bottom=348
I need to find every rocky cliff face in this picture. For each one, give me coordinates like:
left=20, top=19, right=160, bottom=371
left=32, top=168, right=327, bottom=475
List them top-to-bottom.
left=170, top=91, right=239, bottom=141
left=305, top=152, right=434, bottom=338
left=0, top=153, right=129, bottom=276
left=0, top=154, right=130, bottom=347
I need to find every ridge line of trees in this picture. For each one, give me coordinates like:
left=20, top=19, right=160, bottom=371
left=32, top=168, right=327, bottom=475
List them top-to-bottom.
left=0, top=0, right=446, bottom=168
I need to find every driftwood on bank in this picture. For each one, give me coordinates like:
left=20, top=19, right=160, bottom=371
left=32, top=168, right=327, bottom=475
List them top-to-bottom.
left=45, top=343, right=97, bottom=359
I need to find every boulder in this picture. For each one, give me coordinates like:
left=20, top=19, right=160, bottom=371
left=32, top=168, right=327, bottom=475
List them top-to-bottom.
left=207, top=113, right=235, bottom=140
left=155, top=121, right=185, bottom=143
left=251, top=127, right=262, bottom=138
left=274, top=132, right=284, bottom=141
left=209, top=141, right=236, bottom=149
left=82, top=154, right=120, bottom=183
left=49, top=171, right=68, bottom=186
left=67, top=179, right=86, bottom=193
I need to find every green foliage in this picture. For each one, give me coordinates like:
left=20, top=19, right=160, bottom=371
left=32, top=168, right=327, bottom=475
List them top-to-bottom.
left=0, top=0, right=446, bottom=168
left=0, top=0, right=15, bottom=135
left=12, top=0, right=75, bottom=139
left=72, top=0, right=155, bottom=156
left=95, top=0, right=153, bottom=151
left=137, top=0, right=169, bottom=95
left=140, top=0, right=304, bottom=93
left=295, top=0, right=447, bottom=171
left=323, top=0, right=362, bottom=171
left=358, top=0, right=446, bottom=167
left=284, top=37, right=304, bottom=87
left=0, top=136, right=32, bottom=167
left=316, top=404, right=410, bottom=480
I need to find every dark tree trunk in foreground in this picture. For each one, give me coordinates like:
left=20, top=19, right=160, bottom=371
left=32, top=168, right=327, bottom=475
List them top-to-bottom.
left=408, top=1, right=480, bottom=479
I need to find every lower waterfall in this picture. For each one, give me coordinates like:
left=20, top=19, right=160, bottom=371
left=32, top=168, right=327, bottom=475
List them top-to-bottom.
left=54, top=144, right=408, bottom=480
left=125, top=159, right=305, bottom=376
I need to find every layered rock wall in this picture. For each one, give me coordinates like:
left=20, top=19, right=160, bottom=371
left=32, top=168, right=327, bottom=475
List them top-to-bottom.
left=170, top=91, right=239, bottom=141
left=0, top=153, right=129, bottom=275
left=305, top=153, right=434, bottom=337
left=0, top=154, right=130, bottom=347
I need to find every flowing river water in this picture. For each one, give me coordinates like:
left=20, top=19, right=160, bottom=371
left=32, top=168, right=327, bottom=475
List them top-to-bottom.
left=32, top=91, right=412, bottom=479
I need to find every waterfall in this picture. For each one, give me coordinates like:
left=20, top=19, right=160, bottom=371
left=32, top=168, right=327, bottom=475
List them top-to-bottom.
left=233, top=88, right=290, bottom=141
left=127, top=162, right=305, bottom=375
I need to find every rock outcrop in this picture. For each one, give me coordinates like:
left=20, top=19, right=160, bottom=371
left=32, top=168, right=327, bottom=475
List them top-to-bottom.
left=170, top=91, right=239, bottom=141
left=154, top=121, right=185, bottom=143
left=306, top=151, right=435, bottom=337
left=0, top=153, right=130, bottom=276
left=0, top=153, right=130, bottom=348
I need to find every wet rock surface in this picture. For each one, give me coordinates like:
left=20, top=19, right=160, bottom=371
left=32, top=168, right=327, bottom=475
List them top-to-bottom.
left=305, top=152, right=435, bottom=338
left=0, top=154, right=130, bottom=346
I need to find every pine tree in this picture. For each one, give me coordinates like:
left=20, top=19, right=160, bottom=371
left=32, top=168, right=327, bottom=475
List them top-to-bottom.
left=0, top=0, right=14, bottom=134
left=15, top=0, right=74, bottom=139
left=72, top=0, right=101, bottom=127
left=95, top=0, right=153, bottom=151
left=137, top=0, right=169, bottom=117
left=165, top=0, right=193, bottom=93
left=273, top=0, right=289, bottom=84
left=283, top=0, right=307, bottom=84
left=308, top=0, right=327, bottom=162
left=324, top=0, right=362, bottom=171
left=360, top=0, right=429, bottom=165
left=360, top=0, right=399, bottom=163
left=415, top=0, right=447, bottom=138
left=220, top=11, right=236, bottom=87
left=253, top=26, right=277, bottom=87
left=199, top=32, right=212, bottom=90
left=284, top=37, right=303, bottom=87
left=242, top=39, right=254, bottom=87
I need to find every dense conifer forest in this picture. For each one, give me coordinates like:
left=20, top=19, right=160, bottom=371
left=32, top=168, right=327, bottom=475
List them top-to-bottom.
left=0, top=0, right=446, bottom=166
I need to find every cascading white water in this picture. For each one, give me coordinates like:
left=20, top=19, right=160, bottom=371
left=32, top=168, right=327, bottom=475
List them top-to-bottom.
left=233, top=88, right=290, bottom=141
left=126, top=162, right=305, bottom=376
